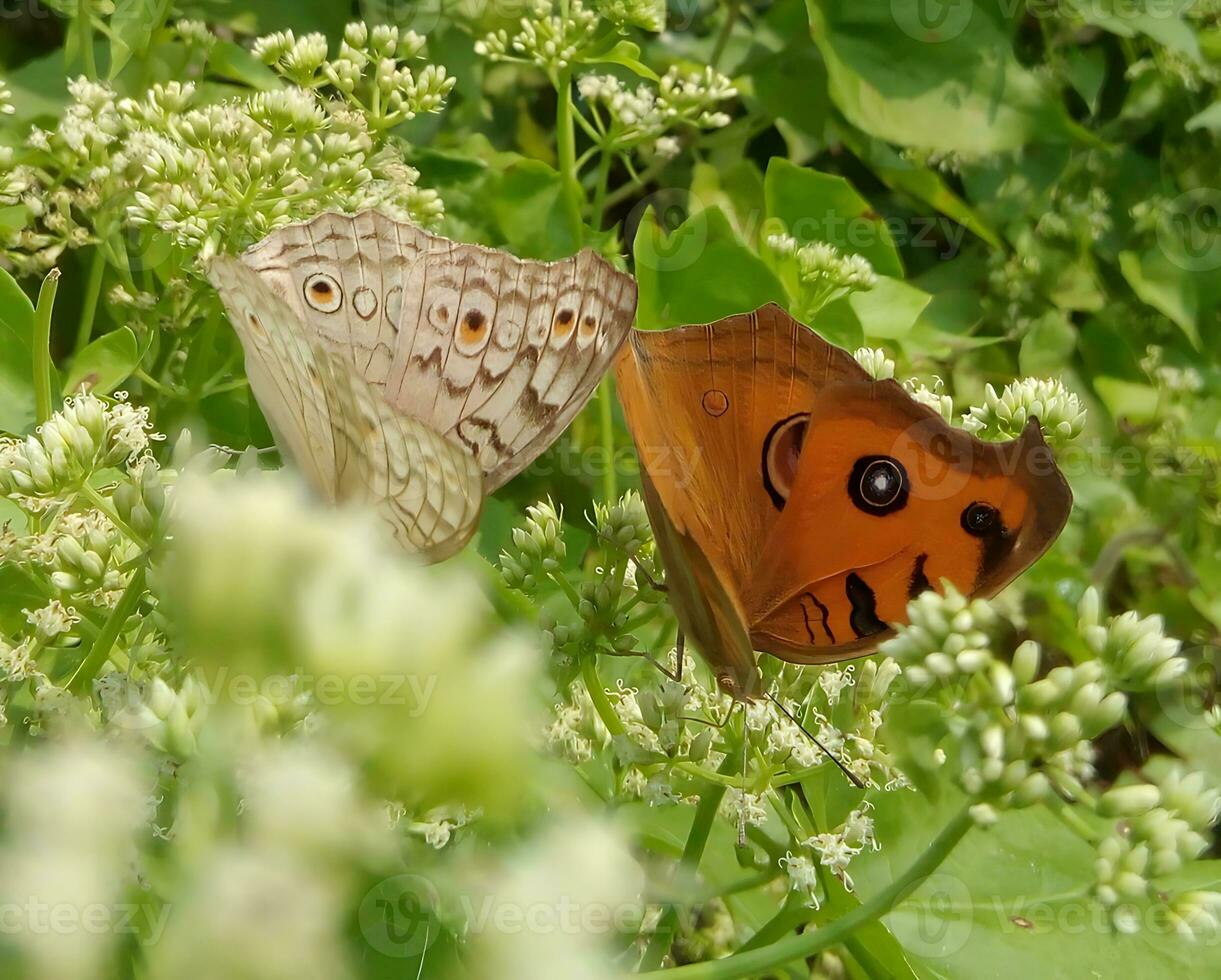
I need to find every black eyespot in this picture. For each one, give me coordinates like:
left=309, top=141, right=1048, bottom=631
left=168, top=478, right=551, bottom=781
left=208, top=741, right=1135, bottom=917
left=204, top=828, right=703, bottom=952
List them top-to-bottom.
left=848, top=455, right=908, bottom=515
left=961, top=502, right=999, bottom=537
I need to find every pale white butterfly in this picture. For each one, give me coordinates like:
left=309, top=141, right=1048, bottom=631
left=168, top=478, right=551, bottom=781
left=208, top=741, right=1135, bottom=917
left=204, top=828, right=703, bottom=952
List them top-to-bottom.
left=207, top=210, right=638, bottom=561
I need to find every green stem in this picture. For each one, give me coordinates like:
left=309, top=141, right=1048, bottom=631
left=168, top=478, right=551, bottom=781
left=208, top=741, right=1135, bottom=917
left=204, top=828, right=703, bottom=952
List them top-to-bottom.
left=75, top=0, right=97, bottom=79
left=710, top=0, right=743, bottom=70
left=556, top=72, right=577, bottom=177
left=590, top=148, right=613, bottom=230
left=602, top=156, right=669, bottom=212
left=74, top=249, right=106, bottom=354
left=33, top=268, right=61, bottom=424
left=598, top=376, right=617, bottom=503
left=67, top=565, right=146, bottom=693
left=581, top=654, right=625, bottom=737
left=639, top=752, right=738, bottom=970
left=637, top=805, right=975, bottom=979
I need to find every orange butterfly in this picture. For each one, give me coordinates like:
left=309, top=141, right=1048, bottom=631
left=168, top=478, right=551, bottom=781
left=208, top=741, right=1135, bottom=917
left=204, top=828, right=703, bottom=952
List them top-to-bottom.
left=615, top=303, right=1072, bottom=699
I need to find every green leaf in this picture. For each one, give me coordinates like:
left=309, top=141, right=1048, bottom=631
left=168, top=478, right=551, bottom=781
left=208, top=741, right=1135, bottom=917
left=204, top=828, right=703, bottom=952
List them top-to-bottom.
left=108, top=0, right=172, bottom=80
left=806, top=0, right=1086, bottom=154
left=1065, top=0, right=1201, bottom=56
left=579, top=39, right=659, bottom=81
left=208, top=40, right=282, bottom=91
left=1063, top=45, right=1108, bottom=114
left=1187, top=101, right=1221, bottom=133
left=840, top=132, right=1003, bottom=249
left=764, top=158, right=904, bottom=277
left=490, top=160, right=583, bottom=261
left=633, top=206, right=787, bottom=329
left=1119, top=249, right=1201, bottom=347
left=0, top=266, right=36, bottom=434
left=848, top=275, right=931, bottom=340
left=1019, top=312, right=1077, bottom=376
left=64, top=327, right=141, bottom=396
left=1093, top=377, right=1161, bottom=423
left=857, top=790, right=1221, bottom=980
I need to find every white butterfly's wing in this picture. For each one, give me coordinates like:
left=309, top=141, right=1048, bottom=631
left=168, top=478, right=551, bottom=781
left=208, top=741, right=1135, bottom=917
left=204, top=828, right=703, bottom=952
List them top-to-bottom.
left=235, top=211, right=638, bottom=491
left=208, top=255, right=482, bottom=560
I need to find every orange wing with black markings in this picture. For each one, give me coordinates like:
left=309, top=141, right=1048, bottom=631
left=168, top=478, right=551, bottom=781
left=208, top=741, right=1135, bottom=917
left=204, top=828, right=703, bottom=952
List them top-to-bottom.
left=616, top=303, right=1072, bottom=696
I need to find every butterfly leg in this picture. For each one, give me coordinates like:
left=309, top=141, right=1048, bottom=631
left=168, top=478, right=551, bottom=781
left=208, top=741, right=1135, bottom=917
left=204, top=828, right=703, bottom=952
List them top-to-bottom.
left=630, top=558, right=668, bottom=594
left=675, top=631, right=685, bottom=682
left=601, top=647, right=683, bottom=683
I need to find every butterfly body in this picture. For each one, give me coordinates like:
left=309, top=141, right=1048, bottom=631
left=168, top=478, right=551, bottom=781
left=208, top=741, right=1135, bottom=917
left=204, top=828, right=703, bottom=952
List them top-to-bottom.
left=208, top=210, right=637, bottom=560
left=616, top=303, right=1072, bottom=698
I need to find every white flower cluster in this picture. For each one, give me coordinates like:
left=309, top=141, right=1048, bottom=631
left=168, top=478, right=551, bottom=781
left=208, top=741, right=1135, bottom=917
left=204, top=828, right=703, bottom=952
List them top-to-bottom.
left=476, top=0, right=600, bottom=75
left=596, top=0, right=666, bottom=32
left=173, top=18, right=215, bottom=50
left=6, top=22, right=452, bottom=271
left=253, top=22, right=450, bottom=131
left=575, top=66, right=737, bottom=158
left=0, top=79, right=14, bottom=116
left=1036, top=186, right=1112, bottom=241
left=767, top=235, right=878, bottom=321
left=1142, top=344, right=1204, bottom=394
left=962, top=377, right=1086, bottom=449
left=905, top=378, right=955, bottom=422
left=0, top=392, right=157, bottom=502
left=782, top=804, right=877, bottom=906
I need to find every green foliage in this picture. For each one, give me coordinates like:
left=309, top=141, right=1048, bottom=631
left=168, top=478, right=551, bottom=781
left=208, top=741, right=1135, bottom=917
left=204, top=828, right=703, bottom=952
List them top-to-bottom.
left=0, top=0, right=1219, bottom=978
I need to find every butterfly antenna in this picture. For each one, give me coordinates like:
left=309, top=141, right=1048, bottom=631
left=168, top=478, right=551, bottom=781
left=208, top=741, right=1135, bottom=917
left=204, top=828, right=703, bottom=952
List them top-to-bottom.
left=766, top=691, right=866, bottom=790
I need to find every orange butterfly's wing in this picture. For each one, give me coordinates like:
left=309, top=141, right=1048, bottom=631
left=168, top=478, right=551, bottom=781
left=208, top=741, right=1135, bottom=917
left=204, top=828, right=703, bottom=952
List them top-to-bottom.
left=615, top=303, right=869, bottom=694
left=617, top=303, right=1074, bottom=688
left=743, top=381, right=1072, bottom=662
left=637, top=468, right=760, bottom=699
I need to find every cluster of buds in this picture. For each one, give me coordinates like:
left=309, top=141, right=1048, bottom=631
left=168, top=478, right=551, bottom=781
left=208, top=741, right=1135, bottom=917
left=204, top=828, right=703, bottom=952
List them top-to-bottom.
left=476, top=0, right=600, bottom=75
left=596, top=0, right=665, bottom=32
left=172, top=18, right=215, bottom=50
left=296, top=23, right=454, bottom=130
left=574, top=65, right=737, bottom=159
left=1036, top=186, right=1112, bottom=242
left=767, top=235, right=878, bottom=321
left=853, top=347, right=895, bottom=381
left=961, top=377, right=1086, bottom=449
left=905, top=379, right=955, bottom=422
left=0, top=392, right=156, bottom=502
left=112, top=460, right=168, bottom=540
left=593, top=490, right=650, bottom=556
left=499, top=498, right=566, bottom=592
left=1077, top=587, right=1188, bottom=692
left=882, top=588, right=1126, bottom=809
left=111, top=675, right=209, bottom=758
left=1092, top=767, right=1219, bottom=935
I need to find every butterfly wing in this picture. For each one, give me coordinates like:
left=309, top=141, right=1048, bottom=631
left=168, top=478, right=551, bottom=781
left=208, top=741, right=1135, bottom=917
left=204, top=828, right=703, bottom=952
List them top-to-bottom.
left=234, top=211, right=637, bottom=491
left=208, top=255, right=482, bottom=560
left=615, top=303, right=869, bottom=692
left=618, top=303, right=1072, bottom=678
left=744, top=380, right=1072, bottom=662
left=638, top=468, right=760, bottom=699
